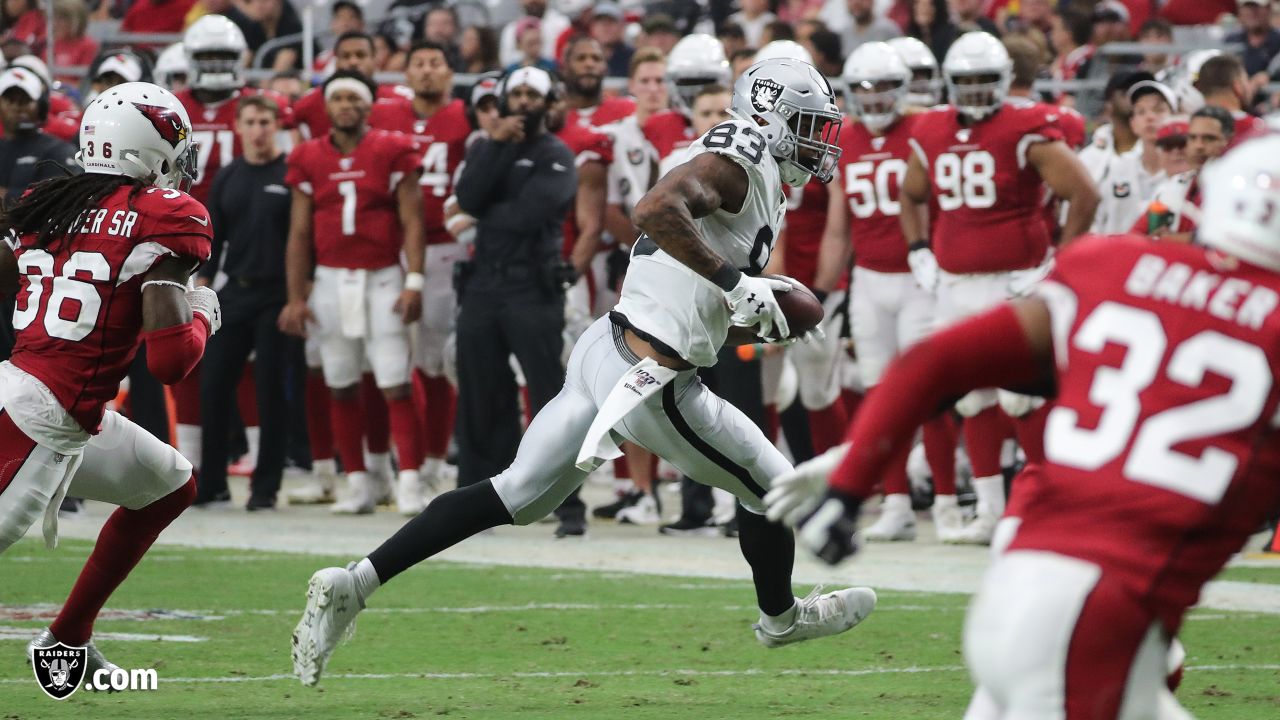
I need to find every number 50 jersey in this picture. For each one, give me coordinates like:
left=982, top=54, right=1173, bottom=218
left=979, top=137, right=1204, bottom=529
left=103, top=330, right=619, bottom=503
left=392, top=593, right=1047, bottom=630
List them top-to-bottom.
left=909, top=103, right=1063, bottom=275
left=613, top=112, right=786, bottom=367
left=8, top=186, right=212, bottom=433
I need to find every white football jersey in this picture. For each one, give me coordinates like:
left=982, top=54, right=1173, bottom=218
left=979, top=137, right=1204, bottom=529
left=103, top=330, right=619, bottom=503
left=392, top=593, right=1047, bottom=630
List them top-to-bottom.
left=613, top=111, right=786, bottom=367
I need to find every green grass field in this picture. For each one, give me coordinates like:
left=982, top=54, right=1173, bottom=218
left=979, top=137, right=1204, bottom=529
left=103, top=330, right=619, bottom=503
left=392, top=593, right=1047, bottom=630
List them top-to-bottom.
left=2, top=539, right=1278, bottom=719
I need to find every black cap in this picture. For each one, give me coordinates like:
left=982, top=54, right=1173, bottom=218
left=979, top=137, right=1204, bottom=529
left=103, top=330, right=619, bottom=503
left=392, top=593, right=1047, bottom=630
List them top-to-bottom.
left=642, top=13, right=678, bottom=35
left=1104, top=69, right=1155, bottom=100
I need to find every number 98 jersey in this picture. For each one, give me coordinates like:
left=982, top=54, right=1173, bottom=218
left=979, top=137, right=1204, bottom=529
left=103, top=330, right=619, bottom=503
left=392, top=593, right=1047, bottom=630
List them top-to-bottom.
left=908, top=103, right=1063, bottom=275
left=613, top=112, right=786, bottom=367
left=7, top=186, right=212, bottom=434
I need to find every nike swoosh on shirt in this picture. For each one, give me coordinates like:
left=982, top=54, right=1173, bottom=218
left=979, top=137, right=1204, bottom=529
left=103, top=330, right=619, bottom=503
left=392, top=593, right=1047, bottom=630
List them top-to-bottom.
left=189, top=216, right=209, bottom=226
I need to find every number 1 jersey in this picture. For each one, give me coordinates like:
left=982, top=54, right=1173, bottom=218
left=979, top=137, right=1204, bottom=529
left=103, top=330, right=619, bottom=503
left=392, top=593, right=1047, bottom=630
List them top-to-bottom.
left=613, top=112, right=786, bottom=367
left=8, top=186, right=213, bottom=433
left=1016, top=236, right=1280, bottom=626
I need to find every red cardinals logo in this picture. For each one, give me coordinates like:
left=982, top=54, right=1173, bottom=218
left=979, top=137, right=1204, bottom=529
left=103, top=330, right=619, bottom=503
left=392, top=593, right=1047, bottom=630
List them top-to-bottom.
left=131, top=102, right=188, bottom=148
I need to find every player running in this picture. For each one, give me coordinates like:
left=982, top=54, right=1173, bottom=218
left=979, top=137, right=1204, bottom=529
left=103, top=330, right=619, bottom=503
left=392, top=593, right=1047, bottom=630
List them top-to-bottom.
left=291, top=58, right=876, bottom=687
left=1, top=82, right=221, bottom=681
left=768, top=133, right=1280, bottom=720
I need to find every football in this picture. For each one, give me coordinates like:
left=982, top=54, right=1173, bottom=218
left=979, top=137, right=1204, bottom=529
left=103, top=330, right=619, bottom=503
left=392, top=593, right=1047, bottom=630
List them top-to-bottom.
left=725, top=275, right=825, bottom=345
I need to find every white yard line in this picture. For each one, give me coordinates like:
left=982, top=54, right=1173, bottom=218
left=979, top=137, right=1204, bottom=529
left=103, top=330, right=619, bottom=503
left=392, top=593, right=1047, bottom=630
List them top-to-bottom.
left=0, top=626, right=205, bottom=642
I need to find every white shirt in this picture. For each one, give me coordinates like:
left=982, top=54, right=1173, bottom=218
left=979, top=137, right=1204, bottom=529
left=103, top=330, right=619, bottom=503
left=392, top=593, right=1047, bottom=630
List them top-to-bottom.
left=498, top=10, right=572, bottom=69
left=604, top=114, right=658, bottom=213
left=1080, top=132, right=1165, bottom=235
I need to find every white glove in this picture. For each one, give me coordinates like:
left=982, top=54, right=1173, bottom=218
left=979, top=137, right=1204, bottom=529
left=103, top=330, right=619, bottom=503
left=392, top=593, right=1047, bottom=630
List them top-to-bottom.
left=907, top=247, right=939, bottom=293
left=1007, top=253, right=1055, bottom=297
left=724, top=274, right=793, bottom=340
left=186, top=286, right=222, bottom=336
left=776, top=324, right=825, bottom=347
left=765, top=442, right=851, bottom=527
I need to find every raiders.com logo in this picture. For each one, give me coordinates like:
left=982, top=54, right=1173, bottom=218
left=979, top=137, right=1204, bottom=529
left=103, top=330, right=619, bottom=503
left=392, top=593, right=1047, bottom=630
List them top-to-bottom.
left=30, top=642, right=159, bottom=699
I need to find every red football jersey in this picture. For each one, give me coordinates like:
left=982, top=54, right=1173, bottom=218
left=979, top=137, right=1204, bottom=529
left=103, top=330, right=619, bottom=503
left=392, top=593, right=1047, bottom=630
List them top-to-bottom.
left=293, top=84, right=414, bottom=140
left=176, top=87, right=295, bottom=202
left=567, top=96, right=636, bottom=129
left=369, top=97, right=471, bottom=245
left=909, top=103, right=1063, bottom=274
left=643, top=110, right=696, bottom=160
left=837, top=116, right=916, bottom=274
left=556, top=123, right=614, bottom=257
left=285, top=129, right=422, bottom=270
left=781, top=178, right=829, bottom=289
left=8, top=186, right=212, bottom=433
left=1014, top=236, right=1280, bottom=627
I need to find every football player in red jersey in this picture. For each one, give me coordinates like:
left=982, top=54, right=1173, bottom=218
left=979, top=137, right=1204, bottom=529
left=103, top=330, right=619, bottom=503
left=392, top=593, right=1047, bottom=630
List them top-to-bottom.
left=174, top=15, right=294, bottom=484
left=292, top=31, right=414, bottom=141
left=897, top=32, right=1099, bottom=544
left=643, top=34, right=731, bottom=165
left=560, top=35, right=636, bottom=129
left=367, top=40, right=471, bottom=498
left=829, top=42, right=963, bottom=543
left=279, top=71, right=428, bottom=516
left=0, top=82, right=220, bottom=678
left=769, top=134, right=1280, bottom=720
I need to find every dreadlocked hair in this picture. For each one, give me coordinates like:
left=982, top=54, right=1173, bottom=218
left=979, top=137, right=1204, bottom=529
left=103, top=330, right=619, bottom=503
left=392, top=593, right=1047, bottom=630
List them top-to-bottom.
left=1, top=173, right=149, bottom=251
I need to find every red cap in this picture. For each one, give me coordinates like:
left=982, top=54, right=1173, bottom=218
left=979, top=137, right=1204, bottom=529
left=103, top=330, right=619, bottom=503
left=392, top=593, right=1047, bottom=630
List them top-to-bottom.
left=1156, top=116, right=1189, bottom=146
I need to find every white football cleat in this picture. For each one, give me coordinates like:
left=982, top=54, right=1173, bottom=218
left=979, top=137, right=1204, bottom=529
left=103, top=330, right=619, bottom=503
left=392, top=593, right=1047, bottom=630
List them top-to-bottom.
left=366, top=452, right=395, bottom=505
left=288, top=460, right=337, bottom=504
left=394, top=469, right=425, bottom=516
left=330, top=472, right=375, bottom=515
left=616, top=494, right=661, bottom=525
left=862, top=494, right=917, bottom=542
left=931, top=494, right=966, bottom=543
left=949, top=511, right=998, bottom=545
left=292, top=566, right=364, bottom=687
left=754, top=586, right=877, bottom=648
left=27, top=627, right=121, bottom=692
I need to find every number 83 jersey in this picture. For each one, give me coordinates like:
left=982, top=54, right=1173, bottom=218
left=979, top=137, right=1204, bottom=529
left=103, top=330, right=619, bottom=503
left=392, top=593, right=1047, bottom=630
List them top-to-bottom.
left=908, top=103, right=1063, bottom=275
left=614, top=112, right=786, bottom=367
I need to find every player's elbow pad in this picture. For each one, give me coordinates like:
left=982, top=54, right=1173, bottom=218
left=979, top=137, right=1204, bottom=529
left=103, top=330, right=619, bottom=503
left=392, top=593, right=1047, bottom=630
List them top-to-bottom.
left=143, top=316, right=210, bottom=384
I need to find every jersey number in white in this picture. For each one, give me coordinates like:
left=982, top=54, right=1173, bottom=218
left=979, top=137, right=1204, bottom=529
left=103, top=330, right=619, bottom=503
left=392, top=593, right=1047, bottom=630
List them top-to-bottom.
left=191, top=129, right=235, bottom=185
left=420, top=142, right=450, bottom=197
left=935, top=150, right=996, bottom=211
left=845, top=159, right=907, bottom=218
left=338, top=180, right=358, bottom=236
left=12, top=250, right=110, bottom=342
left=1045, top=302, right=1272, bottom=504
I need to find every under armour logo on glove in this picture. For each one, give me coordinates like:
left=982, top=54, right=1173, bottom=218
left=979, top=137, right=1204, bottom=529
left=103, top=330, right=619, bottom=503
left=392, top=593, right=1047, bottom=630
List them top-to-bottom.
left=724, top=275, right=793, bottom=340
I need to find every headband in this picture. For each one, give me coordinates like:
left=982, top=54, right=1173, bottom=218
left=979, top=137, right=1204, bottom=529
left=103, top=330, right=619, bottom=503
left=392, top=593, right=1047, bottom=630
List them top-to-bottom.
left=324, top=77, right=373, bottom=104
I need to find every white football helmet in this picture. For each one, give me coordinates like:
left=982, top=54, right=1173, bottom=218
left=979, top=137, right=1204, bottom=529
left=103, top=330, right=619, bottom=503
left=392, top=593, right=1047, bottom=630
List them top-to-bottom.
left=184, top=15, right=247, bottom=92
left=943, top=31, right=1011, bottom=121
left=666, top=34, right=731, bottom=116
left=887, top=36, right=941, bottom=107
left=755, top=40, right=813, bottom=65
left=842, top=42, right=909, bottom=133
left=155, top=43, right=190, bottom=89
left=1159, top=48, right=1222, bottom=114
left=731, top=59, right=843, bottom=187
left=77, top=82, right=197, bottom=191
left=1198, top=135, right=1280, bottom=272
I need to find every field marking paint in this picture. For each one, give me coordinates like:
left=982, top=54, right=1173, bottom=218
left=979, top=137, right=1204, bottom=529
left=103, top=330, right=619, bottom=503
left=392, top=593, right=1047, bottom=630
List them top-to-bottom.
left=0, top=626, right=205, bottom=642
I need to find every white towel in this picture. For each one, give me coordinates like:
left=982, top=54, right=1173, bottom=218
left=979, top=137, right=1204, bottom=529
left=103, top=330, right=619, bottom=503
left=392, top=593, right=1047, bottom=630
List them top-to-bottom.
left=336, top=269, right=368, bottom=338
left=575, top=357, right=677, bottom=473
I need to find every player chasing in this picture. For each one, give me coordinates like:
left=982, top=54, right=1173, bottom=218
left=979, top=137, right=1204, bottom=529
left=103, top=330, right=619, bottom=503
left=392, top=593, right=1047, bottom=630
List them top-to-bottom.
left=291, top=58, right=876, bottom=687
left=0, top=83, right=220, bottom=683
left=765, top=135, right=1280, bottom=720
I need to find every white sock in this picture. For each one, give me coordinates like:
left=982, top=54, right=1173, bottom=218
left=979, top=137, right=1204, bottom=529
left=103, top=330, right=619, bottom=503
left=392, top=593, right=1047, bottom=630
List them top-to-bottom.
left=176, top=424, right=202, bottom=469
left=244, top=426, right=261, bottom=463
left=366, top=451, right=392, bottom=476
left=421, top=457, right=442, bottom=479
left=313, top=458, right=337, bottom=478
left=972, top=475, right=1006, bottom=518
left=880, top=493, right=912, bottom=515
left=933, top=494, right=958, bottom=510
left=351, top=557, right=381, bottom=602
left=760, top=601, right=798, bottom=634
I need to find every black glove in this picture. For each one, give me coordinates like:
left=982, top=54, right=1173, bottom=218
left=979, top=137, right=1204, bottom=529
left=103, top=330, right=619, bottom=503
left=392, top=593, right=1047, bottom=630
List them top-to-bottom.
left=796, top=489, right=863, bottom=565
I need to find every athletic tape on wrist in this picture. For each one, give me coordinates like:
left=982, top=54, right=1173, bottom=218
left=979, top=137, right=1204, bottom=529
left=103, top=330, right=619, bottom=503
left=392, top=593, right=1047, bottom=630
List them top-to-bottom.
left=404, top=272, right=426, bottom=292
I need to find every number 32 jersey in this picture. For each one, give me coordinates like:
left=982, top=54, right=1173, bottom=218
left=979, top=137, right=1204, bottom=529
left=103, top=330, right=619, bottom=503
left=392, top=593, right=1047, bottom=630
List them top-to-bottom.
left=909, top=103, right=1062, bottom=274
left=613, top=112, right=786, bottom=367
left=8, top=186, right=212, bottom=433
left=1014, top=236, right=1280, bottom=626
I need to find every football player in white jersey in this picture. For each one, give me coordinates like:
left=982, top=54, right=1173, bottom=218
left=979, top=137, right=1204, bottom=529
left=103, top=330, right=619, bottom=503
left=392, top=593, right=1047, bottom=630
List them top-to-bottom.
left=290, top=58, right=877, bottom=687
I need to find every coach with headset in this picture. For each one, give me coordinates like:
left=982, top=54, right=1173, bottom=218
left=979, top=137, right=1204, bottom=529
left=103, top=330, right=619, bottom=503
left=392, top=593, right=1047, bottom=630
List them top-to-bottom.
left=452, top=66, right=578, bottom=491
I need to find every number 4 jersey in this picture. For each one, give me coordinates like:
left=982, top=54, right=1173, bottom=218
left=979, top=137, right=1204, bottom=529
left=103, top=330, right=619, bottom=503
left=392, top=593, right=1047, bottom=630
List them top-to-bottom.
left=909, top=103, right=1063, bottom=275
left=613, top=112, right=786, bottom=367
left=7, top=186, right=212, bottom=434
left=1016, top=235, right=1280, bottom=626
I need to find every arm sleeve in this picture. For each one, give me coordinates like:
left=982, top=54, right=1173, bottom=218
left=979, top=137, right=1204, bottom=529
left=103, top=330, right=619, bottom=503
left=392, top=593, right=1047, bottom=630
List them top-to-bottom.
left=453, top=138, right=521, bottom=216
left=476, top=141, right=579, bottom=232
left=829, top=304, right=1045, bottom=498
left=143, top=315, right=211, bottom=384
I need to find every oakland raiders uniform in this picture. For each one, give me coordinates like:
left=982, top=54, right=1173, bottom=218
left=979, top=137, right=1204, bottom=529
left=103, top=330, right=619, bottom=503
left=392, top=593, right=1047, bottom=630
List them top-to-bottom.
left=489, top=110, right=793, bottom=524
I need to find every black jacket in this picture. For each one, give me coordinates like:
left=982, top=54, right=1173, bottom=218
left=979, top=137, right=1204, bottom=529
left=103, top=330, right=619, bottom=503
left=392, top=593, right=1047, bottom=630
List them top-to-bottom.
left=0, top=131, right=77, bottom=201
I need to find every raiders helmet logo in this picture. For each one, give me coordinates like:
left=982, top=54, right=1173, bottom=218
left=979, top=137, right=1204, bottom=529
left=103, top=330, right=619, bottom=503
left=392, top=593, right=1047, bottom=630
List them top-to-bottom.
left=751, top=78, right=784, bottom=113
left=132, top=102, right=188, bottom=148
left=1113, top=182, right=1131, bottom=198
left=31, top=642, right=88, bottom=700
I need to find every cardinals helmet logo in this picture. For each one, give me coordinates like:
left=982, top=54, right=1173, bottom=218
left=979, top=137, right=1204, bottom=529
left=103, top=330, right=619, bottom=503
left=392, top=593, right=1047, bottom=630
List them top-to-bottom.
left=131, top=102, right=188, bottom=148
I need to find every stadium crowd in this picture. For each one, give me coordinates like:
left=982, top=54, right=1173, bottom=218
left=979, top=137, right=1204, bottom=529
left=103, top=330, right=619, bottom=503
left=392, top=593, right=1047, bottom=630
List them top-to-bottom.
left=0, top=0, right=1277, bottom=548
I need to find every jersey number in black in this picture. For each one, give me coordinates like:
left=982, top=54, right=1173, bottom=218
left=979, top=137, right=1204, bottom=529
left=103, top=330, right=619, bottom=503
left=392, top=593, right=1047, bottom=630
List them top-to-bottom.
left=704, top=123, right=766, bottom=165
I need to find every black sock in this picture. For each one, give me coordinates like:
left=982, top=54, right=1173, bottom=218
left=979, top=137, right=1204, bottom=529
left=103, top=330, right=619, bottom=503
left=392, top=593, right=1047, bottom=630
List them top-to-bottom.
left=367, top=480, right=513, bottom=584
left=736, top=504, right=796, bottom=616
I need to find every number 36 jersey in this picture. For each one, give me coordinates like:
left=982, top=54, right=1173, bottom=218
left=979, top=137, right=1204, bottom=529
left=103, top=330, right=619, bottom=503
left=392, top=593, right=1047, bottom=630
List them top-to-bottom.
left=909, top=103, right=1063, bottom=275
left=613, top=112, right=786, bottom=367
left=8, top=186, right=212, bottom=434
left=1014, top=236, right=1280, bottom=624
